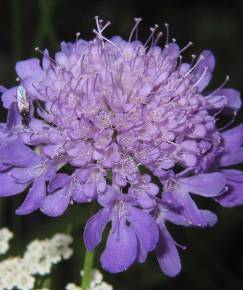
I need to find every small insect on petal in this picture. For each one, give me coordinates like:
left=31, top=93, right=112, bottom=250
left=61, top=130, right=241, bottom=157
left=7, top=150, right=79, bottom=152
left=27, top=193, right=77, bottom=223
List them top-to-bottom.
left=17, top=85, right=30, bottom=126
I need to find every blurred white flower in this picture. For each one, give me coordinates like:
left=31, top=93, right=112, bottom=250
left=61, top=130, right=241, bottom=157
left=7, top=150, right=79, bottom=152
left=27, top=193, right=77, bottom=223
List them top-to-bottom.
left=0, top=228, right=13, bottom=255
left=0, top=233, right=73, bottom=289
left=23, top=233, right=73, bottom=275
left=0, top=257, right=35, bottom=290
left=66, top=269, right=113, bottom=290
left=89, top=269, right=103, bottom=288
left=66, top=283, right=82, bottom=290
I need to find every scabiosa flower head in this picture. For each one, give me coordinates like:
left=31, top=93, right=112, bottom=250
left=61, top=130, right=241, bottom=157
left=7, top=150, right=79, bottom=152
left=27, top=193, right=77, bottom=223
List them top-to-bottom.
left=0, top=17, right=242, bottom=276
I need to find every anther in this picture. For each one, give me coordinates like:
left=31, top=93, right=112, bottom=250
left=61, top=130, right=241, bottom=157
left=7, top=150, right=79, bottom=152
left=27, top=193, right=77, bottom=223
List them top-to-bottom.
left=129, top=17, right=142, bottom=42
left=100, top=21, right=111, bottom=33
left=164, top=22, right=170, bottom=45
left=144, top=24, right=159, bottom=48
left=93, top=29, right=121, bottom=53
left=152, top=31, right=163, bottom=48
left=179, top=41, right=193, bottom=54
left=35, top=47, right=57, bottom=65
left=184, top=54, right=205, bottom=78
left=190, top=54, right=196, bottom=65
left=178, top=55, right=183, bottom=66
left=192, top=66, right=208, bottom=88
left=209, top=75, right=230, bottom=97
left=219, top=110, right=237, bottom=131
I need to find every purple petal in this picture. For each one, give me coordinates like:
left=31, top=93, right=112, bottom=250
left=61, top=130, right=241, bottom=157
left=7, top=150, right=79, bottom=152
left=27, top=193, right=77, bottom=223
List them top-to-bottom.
left=42, top=49, right=51, bottom=71
left=193, top=50, right=215, bottom=92
left=198, top=50, right=215, bottom=72
left=15, top=59, right=42, bottom=79
left=0, top=85, right=6, bottom=93
left=1, top=87, right=17, bottom=108
left=218, top=88, right=241, bottom=113
left=6, top=102, right=21, bottom=129
left=221, top=124, right=243, bottom=150
left=0, top=140, right=41, bottom=167
left=219, top=148, right=243, bottom=167
left=10, top=167, right=35, bottom=183
left=215, top=169, right=243, bottom=207
left=0, top=172, right=29, bottom=197
left=179, top=172, right=226, bottom=196
left=47, top=173, right=70, bottom=193
left=16, top=175, right=46, bottom=215
left=83, top=182, right=96, bottom=199
left=72, top=184, right=91, bottom=203
left=97, top=186, right=118, bottom=207
left=40, top=187, right=70, bottom=217
left=169, top=190, right=209, bottom=227
left=136, top=192, right=156, bottom=209
left=162, top=192, right=213, bottom=227
left=162, top=204, right=189, bottom=227
left=128, top=207, right=158, bottom=262
left=84, top=208, right=111, bottom=251
left=199, top=210, right=217, bottom=227
left=101, top=220, right=137, bottom=273
left=156, top=225, right=181, bottom=277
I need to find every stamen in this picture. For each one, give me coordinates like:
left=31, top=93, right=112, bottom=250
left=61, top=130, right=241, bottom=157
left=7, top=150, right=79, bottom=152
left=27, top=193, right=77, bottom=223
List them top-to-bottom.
left=94, top=16, right=102, bottom=34
left=129, top=17, right=142, bottom=42
left=100, top=21, right=111, bottom=33
left=164, top=22, right=170, bottom=45
left=144, top=24, right=159, bottom=48
left=93, top=29, right=121, bottom=53
left=152, top=31, right=163, bottom=47
left=75, top=32, right=81, bottom=57
left=76, top=32, right=81, bottom=41
left=179, top=41, right=193, bottom=54
left=131, top=46, right=141, bottom=70
left=35, top=47, right=57, bottom=65
left=78, top=54, right=86, bottom=71
left=184, top=54, right=205, bottom=78
left=190, top=54, right=197, bottom=66
left=178, top=55, right=183, bottom=66
left=192, top=66, right=208, bottom=88
left=93, top=73, right=99, bottom=91
left=208, top=75, right=230, bottom=97
left=86, top=79, right=89, bottom=101
left=213, top=106, right=225, bottom=117
left=219, top=110, right=237, bottom=131
left=175, top=241, right=187, bottom=250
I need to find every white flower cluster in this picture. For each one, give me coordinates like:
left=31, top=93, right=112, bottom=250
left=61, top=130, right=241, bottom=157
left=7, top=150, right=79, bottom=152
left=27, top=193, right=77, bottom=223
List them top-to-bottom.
left=0, top=228, right=13, bottom=255
left=0, top=232, right=73, bottom=290
left=23, top=234, right=73, bottom=275
left=0, top=257, right=35, bottom=290
left=66, top=269, right=113, bottom=290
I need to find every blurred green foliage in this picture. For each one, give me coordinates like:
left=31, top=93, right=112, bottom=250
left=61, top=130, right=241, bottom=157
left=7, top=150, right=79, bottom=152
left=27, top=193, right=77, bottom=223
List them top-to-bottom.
left=0, top=0, right=243, bottom=289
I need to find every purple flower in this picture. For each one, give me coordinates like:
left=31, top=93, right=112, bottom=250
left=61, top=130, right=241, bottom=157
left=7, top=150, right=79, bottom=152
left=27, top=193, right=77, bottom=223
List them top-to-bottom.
left=0, top=17, right=242, bottom=276
left=84, top=185, right=159, bottom=272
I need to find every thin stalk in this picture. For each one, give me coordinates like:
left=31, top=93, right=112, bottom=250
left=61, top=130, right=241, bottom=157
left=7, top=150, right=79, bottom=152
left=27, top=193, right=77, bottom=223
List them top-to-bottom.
left=81, top=202, right=98, bottom=290
left=81, top=249, right=95, bottom=290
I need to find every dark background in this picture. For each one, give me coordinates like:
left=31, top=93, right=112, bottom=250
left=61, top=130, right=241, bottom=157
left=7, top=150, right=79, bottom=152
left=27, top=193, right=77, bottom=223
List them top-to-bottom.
left=0, top=1, right=243, bottom=289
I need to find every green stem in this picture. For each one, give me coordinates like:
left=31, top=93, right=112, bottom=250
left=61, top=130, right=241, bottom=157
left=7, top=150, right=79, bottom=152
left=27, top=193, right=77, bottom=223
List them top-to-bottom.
left=81, top=202, right=98, bottom=290
left=81, top=250, right=95, bottom=290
